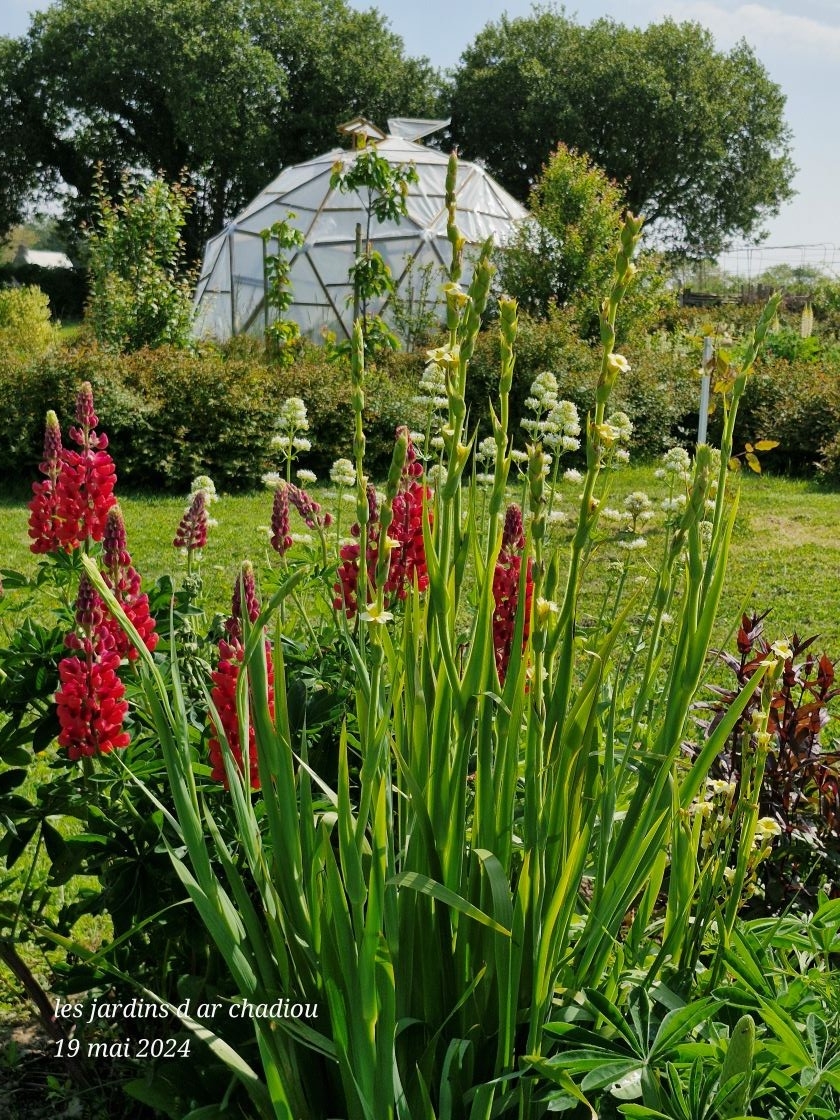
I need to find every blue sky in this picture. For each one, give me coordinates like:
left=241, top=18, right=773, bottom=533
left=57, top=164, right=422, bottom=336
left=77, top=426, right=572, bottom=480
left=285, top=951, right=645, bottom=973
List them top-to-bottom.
left=3, top=0, right=838, bottom=273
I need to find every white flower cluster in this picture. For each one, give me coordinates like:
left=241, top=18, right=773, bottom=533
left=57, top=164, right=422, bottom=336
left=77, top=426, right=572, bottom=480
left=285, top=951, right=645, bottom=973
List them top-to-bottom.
left=415, top=361, right=448, bottom=411
left=521, top=372, right=581, bottom=454
left=272, top=396, right=311, bottom=457
left=474, top=436, right=497, bottom=486
left=654, top=446, right=692, bottom=482
left=329, top=458, right=356, bottom=488
left=190, top=475, right=217, bottom=502
left=623, top=490, right=653, bottom=519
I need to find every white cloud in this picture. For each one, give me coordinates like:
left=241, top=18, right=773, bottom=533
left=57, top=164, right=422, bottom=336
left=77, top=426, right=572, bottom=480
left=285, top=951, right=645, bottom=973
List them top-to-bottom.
left=660, top=2, right=840, bottom=58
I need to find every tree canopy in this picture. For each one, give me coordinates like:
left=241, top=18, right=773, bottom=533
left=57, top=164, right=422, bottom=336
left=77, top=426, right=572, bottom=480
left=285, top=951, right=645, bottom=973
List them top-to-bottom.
left=0, top=0, right=440, bottom=255
left=449, top=7, right=796, bottom=255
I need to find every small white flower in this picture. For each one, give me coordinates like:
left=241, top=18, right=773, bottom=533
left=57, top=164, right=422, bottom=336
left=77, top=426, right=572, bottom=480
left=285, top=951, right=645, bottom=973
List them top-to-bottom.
left=278, top=396, right=309, bottom=430
left=606, top=411, right=633, bottom=443
left=476, top=436, right=497, bottom=465
left=292, top=437, right=312, bottom=453
left=660, top=446, right=692, bottom=479
left=510, top=449, right=528, bottom=464
left=330, top=458, right=356, bottom=488
left=563, top=468, right=583, bottom=484
left=296, top=469, right=317, bottom=485
left=262, top=471, right=283, bottom=490
left=190, top=475, right=217, bottom=501
left=624, top=491, right=652, bottom=516
left=290, top=532, right=312, bottom=545
left=619, top=536, right=648, bottom=552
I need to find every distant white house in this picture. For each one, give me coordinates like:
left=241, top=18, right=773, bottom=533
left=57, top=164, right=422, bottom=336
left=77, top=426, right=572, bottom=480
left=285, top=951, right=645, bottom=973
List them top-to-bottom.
left=13, top=246, right=73, bottom=270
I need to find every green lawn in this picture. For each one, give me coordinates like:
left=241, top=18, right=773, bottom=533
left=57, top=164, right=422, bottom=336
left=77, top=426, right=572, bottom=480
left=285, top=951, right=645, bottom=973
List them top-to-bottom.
left=3, top=466, right=839, bottom=653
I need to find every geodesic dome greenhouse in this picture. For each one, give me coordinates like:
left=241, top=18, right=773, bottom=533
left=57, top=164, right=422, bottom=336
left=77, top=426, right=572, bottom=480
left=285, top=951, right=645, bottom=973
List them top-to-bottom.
left=192, top=119, right=527, bottom=344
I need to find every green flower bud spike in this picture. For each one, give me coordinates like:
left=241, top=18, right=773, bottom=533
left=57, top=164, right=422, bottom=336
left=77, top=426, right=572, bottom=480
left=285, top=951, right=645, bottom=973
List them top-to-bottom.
left=719, top=1013, right=755, bottom=1118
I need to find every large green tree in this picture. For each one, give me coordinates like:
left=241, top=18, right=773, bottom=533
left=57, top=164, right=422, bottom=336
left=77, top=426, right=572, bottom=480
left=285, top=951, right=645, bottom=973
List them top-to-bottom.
left=0, top=0, right=440, bottom=255
left=449, top=6, right=796, bottom=255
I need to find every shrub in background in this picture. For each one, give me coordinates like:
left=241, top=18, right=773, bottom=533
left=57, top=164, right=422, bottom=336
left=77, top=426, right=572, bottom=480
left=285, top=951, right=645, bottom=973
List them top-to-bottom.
left=496, top=142, right=676, bottom=342
left=85, top=171, right=195, bottom=352
left=0, top=263, right=88, bottom=319
left=0, top=284, right=59, bottom=358
left=465, top=309, right=698, bottom=459
left=0, top=341, right=425, bottom=491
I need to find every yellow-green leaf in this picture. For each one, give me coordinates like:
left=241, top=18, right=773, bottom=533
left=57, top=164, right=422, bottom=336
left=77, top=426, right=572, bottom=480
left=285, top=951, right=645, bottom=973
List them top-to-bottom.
left=754, top=439, right=779, bottom=451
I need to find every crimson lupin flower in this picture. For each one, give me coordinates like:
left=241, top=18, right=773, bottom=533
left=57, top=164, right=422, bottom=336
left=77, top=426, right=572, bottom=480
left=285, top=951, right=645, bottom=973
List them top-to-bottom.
left=54, top=382, right=117, bottom=547
left=28, top=410, right=67, bottom=553
left=333, top=430, right=431, bottom=618
left=287, top=483, right=332, bottom=531
left=270, top=484, right=293, bottom=556
left=173, top=488, right=209, bottom=552
left=492, top=504, right=533, bottom=683
left=101, top=506, right=158, bottom=660
left=209, top=565, right=274, bottom=789
left=56, top=574, right=130, bottom=759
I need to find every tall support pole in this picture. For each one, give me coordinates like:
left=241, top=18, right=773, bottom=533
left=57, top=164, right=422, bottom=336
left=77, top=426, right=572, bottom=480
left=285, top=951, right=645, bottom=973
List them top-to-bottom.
left=697, top=336, right=714, bottom=445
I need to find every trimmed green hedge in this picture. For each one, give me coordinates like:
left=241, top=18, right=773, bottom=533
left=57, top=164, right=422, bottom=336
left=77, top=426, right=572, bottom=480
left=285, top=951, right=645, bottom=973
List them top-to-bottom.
left=5, top=315, right=840, bottom=493
left=1, top=341, right=424, bottom=492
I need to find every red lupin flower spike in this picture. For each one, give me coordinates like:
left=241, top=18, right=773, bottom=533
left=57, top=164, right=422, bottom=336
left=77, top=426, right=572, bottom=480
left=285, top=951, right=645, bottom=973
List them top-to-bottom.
left=55, top=382, right=117, bottom=547
left=28, top=410, right=67, bottom=553
left=270, top=484, right=293, bottom=556
left=173, top=488, right=209, bottom=552
left=492, top=503, right=533, bottom=683
left=101, top=505, right=158, bottom=660
left=209, top=564, right=274, bottom=790
left=56, top=573, right=130, bottom=759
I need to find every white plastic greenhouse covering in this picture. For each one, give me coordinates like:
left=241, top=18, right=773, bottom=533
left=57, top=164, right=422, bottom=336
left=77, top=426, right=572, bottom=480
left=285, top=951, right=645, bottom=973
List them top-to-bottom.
left=192, top=132, right=527, bottom=344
